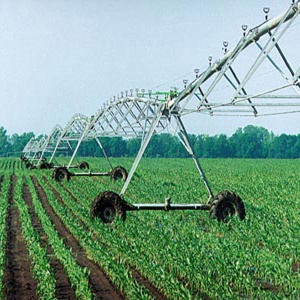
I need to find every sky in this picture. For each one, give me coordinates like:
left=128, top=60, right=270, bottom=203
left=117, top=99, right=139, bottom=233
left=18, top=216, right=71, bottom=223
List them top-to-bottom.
left=0, top=0, right=299, bottom=136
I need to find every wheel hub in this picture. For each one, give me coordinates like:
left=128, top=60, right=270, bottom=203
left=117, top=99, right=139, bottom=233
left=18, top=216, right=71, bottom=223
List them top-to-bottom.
left=57, top=172, right=64, bottom=181
left=220, top=201, right=238, bottom=219
left=102, top=205, right=116, bottom=223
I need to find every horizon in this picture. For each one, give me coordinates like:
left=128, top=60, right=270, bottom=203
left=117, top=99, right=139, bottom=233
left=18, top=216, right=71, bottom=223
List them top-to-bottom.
left=2, top=123, right=300, bottom=139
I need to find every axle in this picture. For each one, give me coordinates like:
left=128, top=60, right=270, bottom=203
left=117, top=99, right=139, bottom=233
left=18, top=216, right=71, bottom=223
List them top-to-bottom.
left=70, top=171, right=110, bottom=177
left=127, top=203, right=211, bottom=211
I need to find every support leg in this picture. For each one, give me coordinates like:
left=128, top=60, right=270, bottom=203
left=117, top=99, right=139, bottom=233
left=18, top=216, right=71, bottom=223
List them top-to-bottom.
left=120, top=109, right=164, bottom=197
left=174, top=115, right=214, bottom=201
left=95, top=137, right=113, bottom=169
left=49, top=139, right=60, bottom=164
left=66, top=141, right=80, bottom=168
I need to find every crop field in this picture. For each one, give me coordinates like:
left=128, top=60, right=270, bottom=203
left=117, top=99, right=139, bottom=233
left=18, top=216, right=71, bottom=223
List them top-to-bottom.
left=0, top=157, right=299, bottom=299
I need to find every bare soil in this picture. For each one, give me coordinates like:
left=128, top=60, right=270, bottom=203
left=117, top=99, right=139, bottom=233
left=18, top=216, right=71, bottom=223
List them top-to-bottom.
left=3, top=174, right=168, bottom=299
left=4, top=175, right=38, bottom=300
left=31, top=176, right=123, bottom=300
left=57, top=180, right=167, bottom=300
left=22, top=183, right=77, bottom=299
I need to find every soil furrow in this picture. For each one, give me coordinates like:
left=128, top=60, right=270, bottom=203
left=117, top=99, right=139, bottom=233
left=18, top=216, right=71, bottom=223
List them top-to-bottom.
left=4, top=175, right=38, bottom=300
left=0, top=176, right=4, bottom=191
left=31, top=176, right=123, bottom=300
left=57, top=180, right=167, bottom=300
left=60, top=181, right=210, bottom=299
left=22, top=183, right=76, bottom=299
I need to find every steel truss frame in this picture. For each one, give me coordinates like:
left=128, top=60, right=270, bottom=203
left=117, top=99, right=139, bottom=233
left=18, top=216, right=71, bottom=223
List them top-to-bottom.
left=87, top=1, right=300, bottom=222
left=168, top=1, right=300, bottom=116
left=20, top=2, right=298, bottom=221
left=53, top=96, right=169, bottom=181
left=50, top=112, right=132, bottom=181
left=48, top=113, right=93, bottom=168
left=21, top=125, right=63, bottom=169
left=36, top=125, right=63, bottom=166
left=21, top=137, right=47, bottom=169
left=22, top=137, right=36, bottom=159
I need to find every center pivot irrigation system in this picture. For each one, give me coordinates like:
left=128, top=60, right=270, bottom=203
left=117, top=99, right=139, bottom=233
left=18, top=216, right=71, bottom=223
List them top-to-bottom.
left=23, top=2, right=300, bottom=223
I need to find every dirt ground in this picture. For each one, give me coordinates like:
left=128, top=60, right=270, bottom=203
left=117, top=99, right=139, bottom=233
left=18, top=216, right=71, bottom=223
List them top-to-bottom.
left=2, top=175, right=166, bottom=299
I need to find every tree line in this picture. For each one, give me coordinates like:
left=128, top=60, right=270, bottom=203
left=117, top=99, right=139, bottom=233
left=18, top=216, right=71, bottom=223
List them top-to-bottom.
left=2, top=125, right=300, bottom=159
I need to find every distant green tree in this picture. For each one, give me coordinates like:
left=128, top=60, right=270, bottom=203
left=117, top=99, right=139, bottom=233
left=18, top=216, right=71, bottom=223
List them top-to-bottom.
left=3, top=124, right=299, bottom=159
left=229, top=125, right=269, bottom=158
left=0, top=127, right=10, bottom=156
left=9, top=132, right=35, bottom=155
left=214, top=134, right=231, bottom=158
left=269, top=134, right=297, bottom=158
left=292, top=134, right=300, bottom=158
left=145, top=135, right=162, bottom=157
left=203, top=135, right=216, bottom=158
left=109, top=137, right=127, bottom=157
left=126, top=138, right=141, bottom=156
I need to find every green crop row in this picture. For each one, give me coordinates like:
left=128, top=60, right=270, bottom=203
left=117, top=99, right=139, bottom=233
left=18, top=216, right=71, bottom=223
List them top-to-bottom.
left=2, top=157, right=300, bottom=299
left=0, top=158, right=23, bottom=172
left=62, top=158, right=300, bottom=299
left=0, top=159, right=13, bottom=171
left=0, top=175, right=10, bottom=298
left=25, top=175, right=93, bottom=299
left=37, top=175, right=154, bottom=300
left=14, top=176, right=57, bottom=299
left=64, top=177, right=236, bottom=298
left=55, top=178, right=193, bottom=299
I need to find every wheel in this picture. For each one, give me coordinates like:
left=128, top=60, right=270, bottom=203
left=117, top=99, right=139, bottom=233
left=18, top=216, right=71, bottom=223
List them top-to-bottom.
left=78, top=161, right=90, bottom=170
left=26, top=162, right=35, bottom=169
left=39, top=162, right=51, bottom=169
left=110, top=166, right=128, bottom=181
left=52, top=167, right=71, bottom=182
left=210, top=190, right=246, bottom=221
left=90, top=191, right=127, bottom=223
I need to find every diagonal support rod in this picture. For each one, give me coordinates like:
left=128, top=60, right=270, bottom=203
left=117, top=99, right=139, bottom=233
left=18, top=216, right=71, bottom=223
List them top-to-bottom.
left=169, top=1, right=300, bottom=112
left=230, top=5, right=299, bottom=102
left=268, top=31, right=295, bottom=77
left=255, top=42, right=300, bottom=97
left=228, top=66, right=258, bottom=115
left=120, top=105, right=165, bottom=197
left=173, top=115, right=214, bottom=201
left=94, top=137, right=113, bottom=169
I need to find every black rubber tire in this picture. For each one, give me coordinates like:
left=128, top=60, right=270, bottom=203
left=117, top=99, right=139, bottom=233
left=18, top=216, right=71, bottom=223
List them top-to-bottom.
left=78, top=161, right=90, bottom=170
left=26, top=162, right=34, bottom=169
left=39, top=162, right=51, bottom=169
left=110, top=166, right=128, bottom=181
left=52, top=167, right=71, bottom=182
left=210, top=190, right=246, bottom=222
left=90, top=191, right=127, bottom=223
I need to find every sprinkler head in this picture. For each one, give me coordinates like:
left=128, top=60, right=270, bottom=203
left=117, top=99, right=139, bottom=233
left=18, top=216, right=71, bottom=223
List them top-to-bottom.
left=263, top=7, right=270, bottom=20
left=242, top=25, right=248, bottom=37
left=223, top=41, right=229, bottom=53
left=183, top=79, right=188, bottom=88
